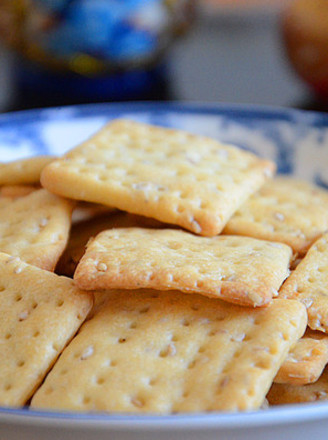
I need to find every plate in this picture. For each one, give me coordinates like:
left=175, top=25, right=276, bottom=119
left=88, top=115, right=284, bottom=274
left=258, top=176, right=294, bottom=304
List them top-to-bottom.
left=1, top=102, right=328, bottom=440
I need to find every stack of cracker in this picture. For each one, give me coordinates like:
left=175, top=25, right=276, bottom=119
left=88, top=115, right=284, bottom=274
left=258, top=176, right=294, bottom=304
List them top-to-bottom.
left=2, top=119, right=328, bottom=413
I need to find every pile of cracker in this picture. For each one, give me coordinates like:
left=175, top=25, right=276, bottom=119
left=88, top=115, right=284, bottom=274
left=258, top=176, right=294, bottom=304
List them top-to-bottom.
left=1, top=119, right=328, bottom=414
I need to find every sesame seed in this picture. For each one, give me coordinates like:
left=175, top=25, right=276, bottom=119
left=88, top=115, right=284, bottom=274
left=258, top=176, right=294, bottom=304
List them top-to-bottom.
left=274, top=212, right=285, bottom=222
left=40, top=218, right=48, bottom=227
left=97, top=263, right=107, bottom=272
left=19, top=311, right=28, bottom=321
left=232, top=333, right=245, bottom=342
left=167, top=343, right=177, bottom=356
left=81, top=346, right=94, bottom=360
left=131, top=397, right=143, bottom=408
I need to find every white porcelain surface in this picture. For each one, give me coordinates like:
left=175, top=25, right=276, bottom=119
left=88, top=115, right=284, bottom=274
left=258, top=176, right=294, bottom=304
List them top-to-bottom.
left=1, top=102, right=328, bottom=440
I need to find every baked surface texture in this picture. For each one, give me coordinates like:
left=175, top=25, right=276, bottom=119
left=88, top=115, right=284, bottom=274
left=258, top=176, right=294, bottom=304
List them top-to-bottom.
left=41, top=119, right=275, bottom=236
left=224, top=177, right=328, bottom=254
left=0, top=189, right=74, bottom=271
left=74, top=227, right=292, bottom=307
left=0, top=252, right=93, bottom=407
left=31, top=292, right=306, bottom=413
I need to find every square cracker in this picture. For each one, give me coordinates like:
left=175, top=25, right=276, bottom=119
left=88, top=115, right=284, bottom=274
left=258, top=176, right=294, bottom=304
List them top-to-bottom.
left=40, top=119, right=275, bottom=236
left=0, top=156, right=55, bottom=185
left=223, top=177, right=328, bottom=255
left=0, top=185, right=39, bottom=199
left=0, top=188, right=74, bottom=271
left=0, top=197, right=11, bottom=209
left=71, top=202, right=115, bottom=224
left=56, top=212, right=165, bottom=277
left=74, top=228, right=292, bottom=307
left=279, top=231, right=328, bottom=333
left=0, top=252, right=93, bottom=407
left=31, top=293, right=306, bottom=413
left=274, top=329, right=328, bottom=385
left=268, top=366, right=328, bottom=405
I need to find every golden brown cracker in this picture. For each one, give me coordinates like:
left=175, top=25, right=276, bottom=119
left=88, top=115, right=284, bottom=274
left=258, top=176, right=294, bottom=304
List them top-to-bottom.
left=41, top=119, right=275, bottom=236
left=0, top=156, right=55, bottom=185
left=224, top=177, right=328, bottom=254
left=0, top=185, right=39, bottom=199
left=0, top=188, right=74, bottom=271
left=0, top=197, right=11, bottom=209
left=71, top=202, right=115, bottom=224
left=56, top=212, right=166, bottom=278
left=74, top=228, right=292, bottom=307
left=279, top=231, right=328, bottom=333
left=0, top=252, right=93, bottom=407
left=31, top=293, right=306, bottom=413
left=275, top=329, right=328, bottom=385
left=268, top=367, right=328, bottom=405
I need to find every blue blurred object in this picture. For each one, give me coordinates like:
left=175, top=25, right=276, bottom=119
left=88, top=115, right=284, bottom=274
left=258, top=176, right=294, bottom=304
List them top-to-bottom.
left=0, top=0, right=193, bottom=108
left=25, top=0, right=171, bottom=68
left=43, top=1, right=161, bottom=62
left=15, top=59, right=169, bottom=108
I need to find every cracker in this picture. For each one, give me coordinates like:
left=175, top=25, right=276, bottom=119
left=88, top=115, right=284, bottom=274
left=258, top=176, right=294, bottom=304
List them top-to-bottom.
left=40, top=119, right=275, bottom=236
left=0, top=156, right=55, bottom=185
left=223, top=177, right=328, bottom=254
left=0, top=185, right=39, bottom=199
left=0, top=188, right=74, bottom=271
left=0, top=197, right=11, bottom=209
left=71, top=202, right=115, bottom=224
left=56, top=212, right=166, bottom=278
left=74, top=228, right=292, bottom=307
left=279, top=231, right=328, bottom=333
left=0, top=252, right=93, bottom=407
left=86, top=290, right=112, bottom=321
left=31, top=293, right=306, bottom=413
left=274, top=329, right=328, bottom=385
left=268, top=367, right=328, bottom=405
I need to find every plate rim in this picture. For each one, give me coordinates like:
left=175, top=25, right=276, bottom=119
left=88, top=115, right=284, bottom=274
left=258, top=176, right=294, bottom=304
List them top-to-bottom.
left=1, top=100, right=328, bottom=430
left=0, top=101, right=328, bottom=127
left=2, top=402, right=328, bottom=430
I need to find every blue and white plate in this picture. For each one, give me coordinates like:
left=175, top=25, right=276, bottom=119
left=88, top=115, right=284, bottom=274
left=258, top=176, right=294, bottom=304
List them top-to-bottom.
left=1, top=102, right=328, bottom=440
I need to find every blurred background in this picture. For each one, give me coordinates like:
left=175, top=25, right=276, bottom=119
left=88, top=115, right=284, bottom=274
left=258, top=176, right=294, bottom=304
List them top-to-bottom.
left=0, top=0, right=327, bottom=112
